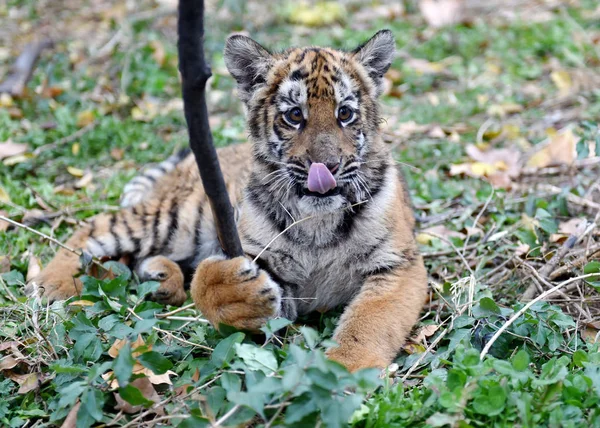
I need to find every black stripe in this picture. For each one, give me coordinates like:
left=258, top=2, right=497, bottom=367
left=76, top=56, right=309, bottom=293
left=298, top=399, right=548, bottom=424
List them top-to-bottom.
left=149, top=201, right=163, bottom=255
left=109, top=213, right=122, bottom=255
left=122, top=214, right=141, bottom=253
left=362, top=263, right=399, bottom=278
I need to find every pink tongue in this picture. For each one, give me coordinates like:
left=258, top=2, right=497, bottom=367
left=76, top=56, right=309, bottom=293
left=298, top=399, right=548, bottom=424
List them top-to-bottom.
left=307, top=163, right=337, bottom=194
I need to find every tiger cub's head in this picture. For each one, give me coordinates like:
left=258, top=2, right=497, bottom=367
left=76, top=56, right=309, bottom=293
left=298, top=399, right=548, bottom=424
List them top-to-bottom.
left=224, top=31, right=395, bottom=214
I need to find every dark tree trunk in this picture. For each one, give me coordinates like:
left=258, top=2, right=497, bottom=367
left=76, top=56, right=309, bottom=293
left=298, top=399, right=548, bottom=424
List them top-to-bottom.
left=177, top=0, right=244, bottom=258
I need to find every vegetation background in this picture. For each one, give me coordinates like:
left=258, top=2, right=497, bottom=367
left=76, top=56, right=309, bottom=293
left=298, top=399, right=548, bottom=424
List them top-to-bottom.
left=1, top=0, right=600, bottom=426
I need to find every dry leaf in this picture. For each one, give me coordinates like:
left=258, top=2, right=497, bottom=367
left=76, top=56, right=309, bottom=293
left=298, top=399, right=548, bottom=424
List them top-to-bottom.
left=419, top=0, right=464, bottom=28
left=287, top=2, right=346, bottom=27
left=150, top=40, right=166, bottom=66
left=405, top=58, right=446, bottom=74
left=550, top=70, right=572, bottom=96
left=0, top=93, right=13, bottom=107
left=487, top=103, right=524, bottom=117
left=76, top=110, right=95, bottom=127
left=526, top=129, right=577, bottom=169
left=0, top=140, right=28, bottom=160
left=71, top=143, right=80, bottom=156
left=110, top=148, right=124, bottom=161
left=3, top=153, right=34, bottom=166
left=66, top=166, right=84, bottom=178
left=75, top=173, right=93, bottom=189
left=0, top=186, right=10, bottom=203
left=551, top=218, right=587, bottom=243
left=558, top=218, right=587, bottom=235
left=417, top=225, right=466, bottom=245
left=515, top=243, right=531, bottom=258
left=26, top=255, right=41, bottom=282
left=0, top=256, right=10, bottom=273
left=68, top=300, right=96, bottom=307
left=413, top=324, right=440, bottom=343
left=582, top=326, right=599, bottom=343
left=108, top=335, right=148, bottom=359
left=0, top=341, right=19, bottom=352
left=402, top=342, right=426, bottom=354
left=0, top=355, right=19, bottom=370
left=5, top=372, right=40, bottom=394
left=60, top=402, right=81, bottom=428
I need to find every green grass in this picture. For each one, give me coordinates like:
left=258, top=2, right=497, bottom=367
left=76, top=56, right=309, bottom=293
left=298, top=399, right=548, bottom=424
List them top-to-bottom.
left=1, top=0, right=600, bottom=426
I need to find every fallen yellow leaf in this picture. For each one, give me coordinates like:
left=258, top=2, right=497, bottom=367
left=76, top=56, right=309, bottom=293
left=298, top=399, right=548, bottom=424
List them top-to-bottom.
left=287, top=2, right=346, bottom=27
left=550, top=70, right=572, bottom=96
left=487, top=103, right=523, bottom=117
left=76, top=110, right=95, bottom=127
left=526, top=129, right=577, bottom=169
left=71, top=143, right=80, bottom=156
left=67, top=166, right=84, bottom=178
left=0, top=186, right=10, bottom=203
left=68, top=300, right=96, bottom=307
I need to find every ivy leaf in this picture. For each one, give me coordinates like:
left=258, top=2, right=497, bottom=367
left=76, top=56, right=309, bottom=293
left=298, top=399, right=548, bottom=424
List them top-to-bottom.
left=137, top=281, right=160, bottom=299
left=211, top=332, right=245, bottom=368
left=113, top=343, right=134, bottom=387
left=234, top=343, right=278, bottom=374
left=137, top=351, right=173, bottom=375
left=118, top=384, right=154, bottom=407
left=81, top=388, right=104, bottom=422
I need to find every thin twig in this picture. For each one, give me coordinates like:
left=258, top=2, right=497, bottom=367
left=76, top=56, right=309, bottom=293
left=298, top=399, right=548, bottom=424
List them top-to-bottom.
left=33, top=122, right=98, bottom=156
left=0, top=214, right=78, bottom=254
left=480, top=272, right=600, bottom=360
left=156, top=302, right=196, bottom=319
left=213, top=404, right=241, bottom=427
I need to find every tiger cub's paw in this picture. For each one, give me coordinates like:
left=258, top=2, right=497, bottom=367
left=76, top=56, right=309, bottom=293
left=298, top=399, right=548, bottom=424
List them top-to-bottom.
left=138, top=256, right=187, bottom=306
left=191, top=256, right=281, bottom=332
left=25, top=263, right=82, bottom=302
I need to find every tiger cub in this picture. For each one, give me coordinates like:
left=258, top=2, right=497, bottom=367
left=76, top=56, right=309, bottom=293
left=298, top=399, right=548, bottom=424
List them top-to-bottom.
left=27, top=30, right=428, bottom=372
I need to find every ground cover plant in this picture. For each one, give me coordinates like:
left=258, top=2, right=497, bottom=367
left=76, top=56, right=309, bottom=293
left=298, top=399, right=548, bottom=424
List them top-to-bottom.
left=1, top=0, right=600, bottom=426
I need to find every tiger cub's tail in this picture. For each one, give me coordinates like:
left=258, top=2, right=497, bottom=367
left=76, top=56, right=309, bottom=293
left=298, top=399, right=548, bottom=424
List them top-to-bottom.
left=120, top=148, right=191, bottom=208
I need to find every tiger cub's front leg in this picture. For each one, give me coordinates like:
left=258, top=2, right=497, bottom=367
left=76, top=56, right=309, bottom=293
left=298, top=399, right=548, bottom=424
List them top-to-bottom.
left=190, top=256, right=282, bottom=331
left=327, top=261, right=428, bottom=372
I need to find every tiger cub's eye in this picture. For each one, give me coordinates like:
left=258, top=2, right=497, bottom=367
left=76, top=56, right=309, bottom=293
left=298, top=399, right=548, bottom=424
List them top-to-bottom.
left=338, top=106, right=353, bottom=122
left=285, top=107, right=304, bottom=125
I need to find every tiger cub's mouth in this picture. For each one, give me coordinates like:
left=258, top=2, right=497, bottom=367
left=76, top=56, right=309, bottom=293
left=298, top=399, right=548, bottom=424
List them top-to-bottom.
left=300, top=187, right=342, bottom=198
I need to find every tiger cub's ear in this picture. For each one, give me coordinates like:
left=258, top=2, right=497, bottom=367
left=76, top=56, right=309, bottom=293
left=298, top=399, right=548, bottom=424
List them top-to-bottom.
left=352, top=29, right=396, bottom=96
left=224, top=34, right=273, bottom=103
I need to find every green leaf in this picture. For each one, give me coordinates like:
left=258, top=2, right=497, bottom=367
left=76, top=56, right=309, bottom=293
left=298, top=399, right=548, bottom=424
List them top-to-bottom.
left=576, top=138, right=589, bottom=159
left=103, top=261, right=131, bottom=281
left=584, top=261, right=600, bottom=275
left=137, top=281, right=160, bottom=298
left=479, top=297, right=501, bottom=314
left=260, top=318, right=293, bottom=339
left=299, top=326, right=320, bottom=349
left=210, top=332, right=245, bottom=368
left=114, top=343, right=134, bottom=387
left=234, top=343, right=278, bottom=374
left=512, top=350, right=530, bottom=371
left=573, top=350, right=589, bottom=367
left=137, top=351, right=173, bottom=375
left=282, top=365, right=304, bottom=392
left=447, top=369, right=467, bottom=390
left=472, top=382, right=506, bottom=416
left=118, top=384, right=154, bottom=407
left=81, top=388, right=104, bottom=422
left=226, top=390, right=265, bottom=418
left=285, top=394, right=318, bottom=425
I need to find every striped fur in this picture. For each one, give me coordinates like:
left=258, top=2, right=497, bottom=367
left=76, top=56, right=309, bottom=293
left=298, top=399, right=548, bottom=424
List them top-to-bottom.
left=27, top=31, right=428, bottom=372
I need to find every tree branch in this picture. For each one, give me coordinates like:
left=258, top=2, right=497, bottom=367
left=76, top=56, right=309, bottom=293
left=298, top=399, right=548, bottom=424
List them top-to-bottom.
left=177, top=0, right=244, bottom=257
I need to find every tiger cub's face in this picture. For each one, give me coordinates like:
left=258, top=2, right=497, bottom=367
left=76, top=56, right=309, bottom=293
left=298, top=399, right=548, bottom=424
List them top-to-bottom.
left=224, top=31, right=395, bottom=214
